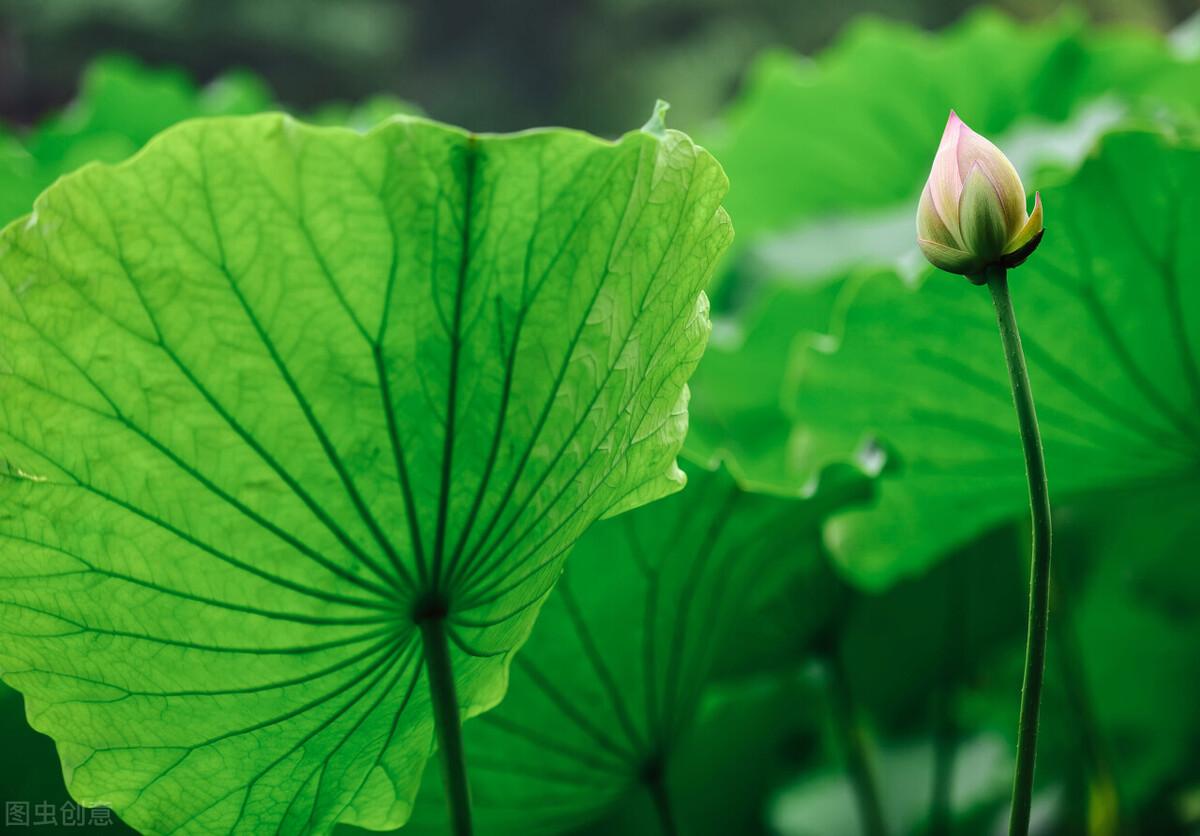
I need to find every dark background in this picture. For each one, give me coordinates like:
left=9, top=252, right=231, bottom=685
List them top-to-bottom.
left=0, top=0, right=1193, bottom=136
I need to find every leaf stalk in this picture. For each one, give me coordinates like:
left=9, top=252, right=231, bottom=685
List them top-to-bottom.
left=985, top=266, right=1053, bottom=836
left=420, top=617, right=474, bottom=836
left=644, top=759, right=679, bottom=836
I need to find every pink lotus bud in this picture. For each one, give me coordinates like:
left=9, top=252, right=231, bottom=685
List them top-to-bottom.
left=917, top=111, right=1044, bottom=280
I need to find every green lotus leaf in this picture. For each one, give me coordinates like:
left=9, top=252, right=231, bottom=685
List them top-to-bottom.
left=0, top=111, right=731, bottom=833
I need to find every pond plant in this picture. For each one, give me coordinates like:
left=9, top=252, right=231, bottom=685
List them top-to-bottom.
left=917, top=111, right=1049, bottom=836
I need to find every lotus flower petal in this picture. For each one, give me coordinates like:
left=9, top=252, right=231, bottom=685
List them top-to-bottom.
left=926, top=112, right=967, bottom=247
left=954, top=119, right=1027, bottom=235
left=959, top=163, right=1010, bottom=261
left=917, top=183, right=957, bottom=249
left=1005, top=191, right=1044, bottom=255
left=917, top=238, right=982, bottom=275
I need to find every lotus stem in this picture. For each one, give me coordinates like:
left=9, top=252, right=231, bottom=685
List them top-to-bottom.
left=986, top=266, right=1053, bottom=836
left=420, top=617, right=474, bottom=836
left=645, top=760, right=679, bottom=836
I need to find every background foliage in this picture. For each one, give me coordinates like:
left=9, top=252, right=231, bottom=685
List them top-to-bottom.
left=1, top=1, right=1198, bottom=834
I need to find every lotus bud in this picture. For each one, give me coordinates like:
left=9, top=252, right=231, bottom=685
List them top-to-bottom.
left=917, top=111, right=1044, bottom=282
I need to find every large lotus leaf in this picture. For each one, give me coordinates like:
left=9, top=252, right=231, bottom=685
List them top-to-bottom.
left=706, top=8, right=1197, bottom=247
left=0, top=112, right=731, bottom=833
left=785, top=130, right=1200, bottom=587
left=400, top=459, right=849, bottom=835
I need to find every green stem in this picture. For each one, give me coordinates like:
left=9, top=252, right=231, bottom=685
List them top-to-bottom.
left=986, top=267, right=1053, bottom=836
left=420, top=617, right=474, bottom=836
left=826, top=647, right=889, bottom=836
left=645, top=761, right=679, bottom=836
